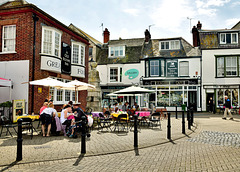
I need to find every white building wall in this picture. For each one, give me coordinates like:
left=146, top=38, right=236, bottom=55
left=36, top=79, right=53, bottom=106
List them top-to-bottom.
left=202, top=49, right=240, bottom=111
left=0, top=60, right=29, bottom=112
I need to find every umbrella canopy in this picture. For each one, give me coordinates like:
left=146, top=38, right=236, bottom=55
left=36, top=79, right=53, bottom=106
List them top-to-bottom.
left=0, top=77, right=12, bottom=87
left=22, top=77, right=68, bottom=100
left=61, top=79, right=95, bottom=103
left=61, top=79, right=95, bottom=91
left=112, top=85, right=154, bottom=95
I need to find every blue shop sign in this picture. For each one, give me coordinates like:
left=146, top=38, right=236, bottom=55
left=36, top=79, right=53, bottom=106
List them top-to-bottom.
left=125, top=69, right=139, bottom=79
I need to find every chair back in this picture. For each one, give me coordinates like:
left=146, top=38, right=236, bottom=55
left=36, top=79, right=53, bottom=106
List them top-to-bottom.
left=151, top=112, right=160, bottom=119
left=99, top=113, right=105, bottom=118
left=117, top=114, right=128, bottom=121
left=21, top=117, right=32, bottom=123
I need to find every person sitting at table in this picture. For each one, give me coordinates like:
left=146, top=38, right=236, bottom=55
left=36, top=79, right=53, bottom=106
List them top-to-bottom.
left=40, top=102, right=48, bottom=114
left=113, top=102, right=118, bottom=112
left=118, top=102, right=123, bottom=111
left=122, top=102, right=129, bottom=112
left=132, top=102, right=139, bottom=111
left=40, top=103, right=57, bottom=137
left=73, top=103, right=85, bottom=121
left=60, top=104, right=76, bottom=138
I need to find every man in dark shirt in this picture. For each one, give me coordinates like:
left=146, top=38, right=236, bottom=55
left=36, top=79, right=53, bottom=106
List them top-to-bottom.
left=223, top=96, right=233, bottom=120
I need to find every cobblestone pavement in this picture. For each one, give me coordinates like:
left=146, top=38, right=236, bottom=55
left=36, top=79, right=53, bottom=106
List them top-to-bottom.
left=0, top=113, right=240, bottom=171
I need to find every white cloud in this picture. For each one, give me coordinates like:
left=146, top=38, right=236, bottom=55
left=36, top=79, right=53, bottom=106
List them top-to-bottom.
left=149, top=0, right=194, bottom=32
left=196, top=0, right=230, bottom=8
left=231, top=1, right=240, bottom=7
left=123, top=8, right=140, bottom=16
left=197, top=8, right=217, bottom=16
left=225, top=18, right=240, bottom=28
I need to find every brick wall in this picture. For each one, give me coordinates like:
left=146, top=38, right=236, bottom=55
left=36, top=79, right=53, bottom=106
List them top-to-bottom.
left=0, top=5, right=89, bottom=113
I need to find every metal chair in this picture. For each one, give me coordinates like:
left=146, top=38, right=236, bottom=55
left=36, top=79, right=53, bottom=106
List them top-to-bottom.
left=149, top=112, right=161, bottom=129
left=97, top=113, right=112, bottom=131
left=114, top=114, right=128, bottom=132
left=0, top=116, right=18, bottom=137
left=21, top=117, right=36, bottom=139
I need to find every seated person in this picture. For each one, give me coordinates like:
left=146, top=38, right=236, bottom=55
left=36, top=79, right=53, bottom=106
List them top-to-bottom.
left=122, top=102, right=129, bottom=112
left=132, top=102, right=139, bottom=111
left=40, top=103, right=57, bottom=137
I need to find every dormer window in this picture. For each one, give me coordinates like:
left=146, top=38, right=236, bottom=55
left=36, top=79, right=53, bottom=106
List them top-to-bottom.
left=220, top=33, right=238, bottom=44
left=160, top=40, right=180, bottom=50
left=109, top=46, right=125, bottom=57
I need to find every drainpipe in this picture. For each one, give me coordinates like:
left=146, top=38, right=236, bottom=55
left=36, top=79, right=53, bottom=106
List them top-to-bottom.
left=31, top=13, right=39, bottom=113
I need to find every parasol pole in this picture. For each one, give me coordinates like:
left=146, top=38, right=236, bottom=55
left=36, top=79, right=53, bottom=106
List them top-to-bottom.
left=48, top=86, right=50, bottom=102
left=75, top=86, right=77, bottom=103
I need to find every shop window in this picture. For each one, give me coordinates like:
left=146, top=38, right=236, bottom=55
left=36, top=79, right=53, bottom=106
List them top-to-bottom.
left=2, top=25, right=16, bottom=52
left=42, top=26, right=62, bottom=57
left=72, top=42, right=85, bottom=66
left=232, top=89, right=238, bottom=107
left=157, top=91, right=169, bottom=106
left=170, top=91, right=182, bottom=106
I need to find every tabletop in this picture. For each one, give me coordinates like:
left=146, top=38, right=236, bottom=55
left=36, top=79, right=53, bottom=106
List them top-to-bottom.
left=135, top=111, right=151, bottom=117
left=16, top=115, right=39, bottom=121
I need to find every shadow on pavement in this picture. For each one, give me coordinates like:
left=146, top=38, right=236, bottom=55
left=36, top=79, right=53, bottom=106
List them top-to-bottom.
left=73, top=153, right=85, bottom=166
left=0, top=161, right=18, bottom=171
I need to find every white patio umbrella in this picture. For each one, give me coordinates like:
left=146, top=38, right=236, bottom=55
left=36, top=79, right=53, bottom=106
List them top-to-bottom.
left=22, top=77, right=68, bottom=100
left=61, top=79, right=96, bottom=103
left=112, top=85, right=155, bottom=95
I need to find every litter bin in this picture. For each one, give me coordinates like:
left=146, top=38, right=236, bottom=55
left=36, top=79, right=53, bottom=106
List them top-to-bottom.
left=181, top=104, right=186, bottom=112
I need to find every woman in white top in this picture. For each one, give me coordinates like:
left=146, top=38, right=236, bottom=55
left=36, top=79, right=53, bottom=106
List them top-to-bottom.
left=40, top=104, right=57, bottom=137
left=60, top=104, right=72, bottom=125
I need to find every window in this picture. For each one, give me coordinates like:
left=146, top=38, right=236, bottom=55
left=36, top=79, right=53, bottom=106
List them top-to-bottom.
left=2, top=25, right=16, bottom=52
left=42, top=26, right=62, bottom=57
left=220, top=33, right=238, bottom=44
left=160, top=40, right=180, bottom=50
left=72, top=42, right=85, bottom=66
left=109, top=46, right=125, bottom=57
left=89, top=47, right=93, bottom=57
left=216, top=56, right=239, bottom=77
left=217, top=57, right=224, bottom=77
left=226, top=57, right=237, bottom=76
left=150, top=60, right=159, bottom=76
left=161, top=60, right=165, bottom=77
left=179, top=61, right=189, bottom=76
left=110, top=68, right=118, bottom=82
left=50, top=78, right=78, bottom=104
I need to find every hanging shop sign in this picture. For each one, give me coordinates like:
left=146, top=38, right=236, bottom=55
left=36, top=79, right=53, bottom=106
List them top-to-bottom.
left=61, top=43, right=71, bottom=74
left=41, top=56, right=61, bottom=73
left=166, top=59, right=178, bottom=77
left=71, top=65, right=85, bottom=78
left=125, top=69, right=139, bottom=80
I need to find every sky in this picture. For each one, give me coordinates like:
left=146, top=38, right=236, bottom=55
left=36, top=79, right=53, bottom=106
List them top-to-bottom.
left=22, top=0, right=240, bottom=44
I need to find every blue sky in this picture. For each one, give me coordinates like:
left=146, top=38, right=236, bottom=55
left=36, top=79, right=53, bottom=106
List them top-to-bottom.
left=25, top=0, right=240, bottom=44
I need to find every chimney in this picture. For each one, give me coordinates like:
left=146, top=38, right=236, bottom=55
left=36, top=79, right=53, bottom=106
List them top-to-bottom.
left=197, top=21, right=202, bottom=30
left=192, top=26, right=199, bottom=47
left=103, top=28, right=110, bottom=43
left=144, top=29, right=151, bottom=42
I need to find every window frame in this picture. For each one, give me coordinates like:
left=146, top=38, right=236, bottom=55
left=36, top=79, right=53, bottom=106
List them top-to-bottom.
left=2, top=25, right=16, bottom=53
left=41, top=26, right=62, bottom=57
left=219, top=33, right=238, bottom=44
left=159, top=40, right=180, bottom=50
left=71, top=41, right=86, bottom=66
left=108, top=46, right=125, bottom=58
left=216, top=56, right=240, bottom=77
left=148, top=59, right=165, bottom=77
left=179, top=61, right=189, bottom=77
left=109, top=67, right=119, bottom=82
left=50, top=78, right=78, bottom=104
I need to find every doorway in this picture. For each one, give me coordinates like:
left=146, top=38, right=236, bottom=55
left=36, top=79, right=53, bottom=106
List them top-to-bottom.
left=188, top=91, right=197, bottom=111
left=206, top=93, right=214, bottom=112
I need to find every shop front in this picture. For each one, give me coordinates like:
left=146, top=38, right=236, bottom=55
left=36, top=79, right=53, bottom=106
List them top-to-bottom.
left=143, top=79, right=201, bottom=111
left=204, top=85, right=240, bottom=112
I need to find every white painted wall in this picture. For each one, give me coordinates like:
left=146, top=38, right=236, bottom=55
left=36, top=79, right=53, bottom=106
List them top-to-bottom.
left=202, top=49, right=240, bottom=110
left=178, top=58, right=201, bottom=77
left=0, top=60, right=29, bottom=111
left=97, top=63, right=143, bottom=86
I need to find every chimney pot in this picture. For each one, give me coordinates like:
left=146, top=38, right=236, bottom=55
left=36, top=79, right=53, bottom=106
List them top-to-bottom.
left=197, top=21, right=202, bottom=30
left=103, top=28, right=110, bottom=43
left=144, top=29, right=151, bottom=42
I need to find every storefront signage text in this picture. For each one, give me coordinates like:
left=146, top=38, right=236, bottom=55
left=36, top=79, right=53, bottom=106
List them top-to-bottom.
left=61, top=43, right=71, bottom=74
left=41, top=56, right=61, bottom=73
left=166, top=60, right=178, bottom=77
left=125, top=69, right=139, bottom=80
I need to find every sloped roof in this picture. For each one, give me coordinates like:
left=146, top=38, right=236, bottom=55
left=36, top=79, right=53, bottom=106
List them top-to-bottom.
left=0, top=0, right=28, bottom=7
left=69, top=23, right=102, bottom=47
left=143, top=37, right=200, bottom=58
left=97, top=38, right=144, bottom=65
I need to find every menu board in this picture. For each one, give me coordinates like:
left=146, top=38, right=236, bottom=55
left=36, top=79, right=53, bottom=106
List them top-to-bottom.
left=167, top=59, right=178, bottom=77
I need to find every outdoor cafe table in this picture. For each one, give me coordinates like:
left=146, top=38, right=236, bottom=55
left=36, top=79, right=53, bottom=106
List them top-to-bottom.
left=135, top=111, right=151, bottom=117
left=91, top=112, right=103, bottom=118
left=111, top=112, right=129, bottom=120
left=16, top=114, right=40, bottom=121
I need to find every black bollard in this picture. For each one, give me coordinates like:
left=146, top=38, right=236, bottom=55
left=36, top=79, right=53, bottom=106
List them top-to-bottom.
left=175, top=106, right=178, bottom=119
left=190, top=107, right=194, bottom=126
left=187, top=109, right=191, bottom=130
left=182, top=111, right=185, bottom=134
left=167, top=112, right=171, bottom=140
left=134, top=114, right=138, bottom=148
left=81, top=115, right=86, bottom=154
left=16, top=118, right=23, bottom=161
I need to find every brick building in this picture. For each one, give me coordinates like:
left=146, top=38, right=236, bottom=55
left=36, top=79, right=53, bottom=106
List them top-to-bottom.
left=0, top=0, right=90, bottom=114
